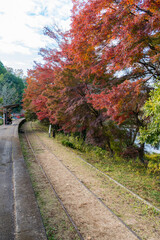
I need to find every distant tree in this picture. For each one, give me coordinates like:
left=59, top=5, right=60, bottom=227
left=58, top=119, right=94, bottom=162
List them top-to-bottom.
left=0, top=61, right=25, bottom=107
left=0, top=61, right=7, bottom=74
left=5, top=67, right=14, bottom=74
left=14, top=69, right=24, bottom=78
left=0, top=84, right=19, bottom=105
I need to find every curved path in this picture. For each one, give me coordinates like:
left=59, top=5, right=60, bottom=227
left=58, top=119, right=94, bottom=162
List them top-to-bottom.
left=0, top=120, right=47, bottom=240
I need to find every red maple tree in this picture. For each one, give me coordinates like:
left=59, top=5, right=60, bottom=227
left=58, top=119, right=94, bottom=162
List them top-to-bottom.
left=23, top=0, right=160, bottom=161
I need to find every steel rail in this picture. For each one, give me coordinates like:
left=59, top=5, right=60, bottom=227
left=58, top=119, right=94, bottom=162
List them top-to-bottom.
left=30, top=123, right=142, bottom=240
left=24, top=128, right=84, bottom=240
left=77, top=155, right=160, bottom=213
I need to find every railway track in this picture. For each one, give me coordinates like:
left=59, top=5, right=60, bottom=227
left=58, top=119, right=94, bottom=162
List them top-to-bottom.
left=24, top=122, right=142, bottom=240
left=31, top=122, right=160, bottom=214
left=24, top=127, right=84, bottom=240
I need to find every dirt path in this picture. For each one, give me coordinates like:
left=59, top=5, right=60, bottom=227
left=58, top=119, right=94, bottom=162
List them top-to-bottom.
left=25, top=122, right=160, bottom=240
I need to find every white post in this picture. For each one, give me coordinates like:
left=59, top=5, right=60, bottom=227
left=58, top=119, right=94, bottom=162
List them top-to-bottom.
left=3, top=108, right=5, bottom=125
left=49, top=125, right=51, bottom=137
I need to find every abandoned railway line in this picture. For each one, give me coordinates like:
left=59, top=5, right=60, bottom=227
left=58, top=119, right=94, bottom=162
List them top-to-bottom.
left=0, top=120, right=159, bottom=240
left=22, top=121, right=160, bottom=240
left=24, top=122, right=140, bottom=239
left=25, top=122, right=141, bottom=240
left=32, top=122, right=160, bottom=214
left=24, top=128, right=84, bottom=240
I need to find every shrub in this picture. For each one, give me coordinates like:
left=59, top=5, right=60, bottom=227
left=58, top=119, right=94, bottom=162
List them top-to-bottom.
left=25, top=110, right=37, bottom=121
left=68, top=135, right=84, bottom=151
left=61, top=139, right=75, bottom=149
left=120, top=146, right=139, bottom=159
left=146, top=154, right=160, bottom=174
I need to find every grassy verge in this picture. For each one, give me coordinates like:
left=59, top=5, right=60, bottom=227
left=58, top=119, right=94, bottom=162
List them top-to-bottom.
left=34, top=121, right=160, bottom=209
left=19, top=125, right=80, bottom=240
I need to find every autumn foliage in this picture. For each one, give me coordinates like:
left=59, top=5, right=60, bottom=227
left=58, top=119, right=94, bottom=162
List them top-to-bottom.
left=23, top=0, right=160, bottom=161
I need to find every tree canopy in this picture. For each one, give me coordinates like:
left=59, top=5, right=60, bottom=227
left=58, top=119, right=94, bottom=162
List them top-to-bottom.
left=23, top=0, right=160, bottom=161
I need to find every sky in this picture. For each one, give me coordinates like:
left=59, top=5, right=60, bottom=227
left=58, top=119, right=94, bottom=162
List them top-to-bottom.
left=0, top=0, right=73, bottom=76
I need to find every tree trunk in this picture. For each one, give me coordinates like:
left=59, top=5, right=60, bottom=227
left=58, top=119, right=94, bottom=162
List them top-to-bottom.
left=52, top=129, right=55, bottom=138
left=80, top=129, right=86, bottom=141
left=106, top=138, right=114, bottom=157
left=138, top=143, right=145, bottom=163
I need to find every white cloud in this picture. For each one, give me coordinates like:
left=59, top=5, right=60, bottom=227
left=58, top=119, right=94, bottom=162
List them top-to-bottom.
left=0, top=0, right=73, bottom=74
left=0, top=41, right=31, bottom=55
